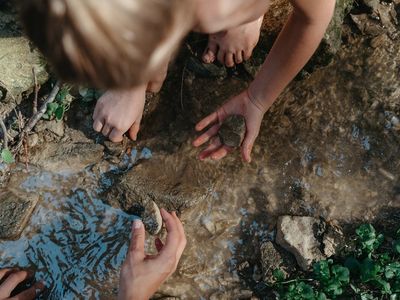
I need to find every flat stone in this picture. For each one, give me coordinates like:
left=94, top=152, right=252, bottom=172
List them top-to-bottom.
left=218, top=115, right=246, bottom=147
left=35, top=120, right=65, bottom=137
left=28, top=142, right=104, bottom=173
left=106, top=155, right=211, bottom=234
left=0, top=189, right=39, bottom=240
left=141, top=200, right=162, bottom=235
left=276, top=216, right=325, bottom=270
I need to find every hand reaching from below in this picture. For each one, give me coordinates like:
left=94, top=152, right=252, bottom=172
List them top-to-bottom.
left=193, top=89, right=267, bottom=163
left=118, top=209, right=186, bottom=300
left=0, top=268, right=44, bottom=300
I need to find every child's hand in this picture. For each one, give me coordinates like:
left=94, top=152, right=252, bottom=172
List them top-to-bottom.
left=93, top=86, right=146, bottom=142
left=193, top=89, right=266, bottom=163
left=118, top=210, right=186, bottom=300
left=0, top=268, right=45, bottom=300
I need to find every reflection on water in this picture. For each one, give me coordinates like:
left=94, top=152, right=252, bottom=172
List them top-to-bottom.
left=0, top=172, right=137, bottom=300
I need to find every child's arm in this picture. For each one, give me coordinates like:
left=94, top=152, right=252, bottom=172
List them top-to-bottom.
left=193, top=0, right=336, bottom=162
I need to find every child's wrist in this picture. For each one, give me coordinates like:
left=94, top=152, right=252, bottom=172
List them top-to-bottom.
left=246, top=86, right=272, bottom=114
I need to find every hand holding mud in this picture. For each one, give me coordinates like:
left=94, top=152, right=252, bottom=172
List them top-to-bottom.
left=193, top=89, right=266, bottom=163
left=118, top=209, right=186, bottom=300
left=0, top=269, right=44, bottom=300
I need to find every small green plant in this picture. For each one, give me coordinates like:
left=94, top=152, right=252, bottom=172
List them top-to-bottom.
left=43, top=86, right=72, bottom=121
left=78, top=87, right=103, bottom=103
left=0, top=148, right=14, bottom=164
left=270, top=224, right=400, bottom=299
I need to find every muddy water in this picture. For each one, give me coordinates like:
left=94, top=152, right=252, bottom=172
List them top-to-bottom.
left=0, top=170, right=137, bottom=299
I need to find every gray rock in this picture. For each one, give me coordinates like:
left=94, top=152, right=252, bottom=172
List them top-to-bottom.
left=324, top=0, right=354, bottom=54
left=0, top=36, right=48, bottom=115
left=218, top=115, right=246, bottom=147
left=35, top=120, right=65, bottom=137
left=28, top=142, right=104, bottom=173
left=0, top=189, right=39, bottom=240
left=141, top=200, right=162, bottom=235
left=276, top=216, right=325, bottom=270
left=323, top=225, right=345, bottom=257
left=260, top=241, right=285, bottom=283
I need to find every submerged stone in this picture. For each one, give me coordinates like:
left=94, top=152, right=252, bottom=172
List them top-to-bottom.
left=219, top=115, right=246, bottom=147
left=28, top=142, right=104, bottom=173
left=106, top=155, right=211, bottom=234
left=0, top=190, right=39, bottom=240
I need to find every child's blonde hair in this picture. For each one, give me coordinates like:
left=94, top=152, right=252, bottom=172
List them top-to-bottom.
left=19, top=0, right=194, bottom=88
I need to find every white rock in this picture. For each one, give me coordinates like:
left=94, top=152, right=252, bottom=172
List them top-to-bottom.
left=276, top=216, right=325, bottom=270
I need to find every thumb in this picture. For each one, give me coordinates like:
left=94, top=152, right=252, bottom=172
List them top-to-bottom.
left=241, top=118, right=260, bottom=163
left=129, top=219, right=145, bottom=262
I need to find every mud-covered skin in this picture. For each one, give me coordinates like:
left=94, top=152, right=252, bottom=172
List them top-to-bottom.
left=218, top=115, right=246, bottom=147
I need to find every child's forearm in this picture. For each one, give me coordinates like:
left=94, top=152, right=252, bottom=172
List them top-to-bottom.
left=248, top=0, right=335, bottom=112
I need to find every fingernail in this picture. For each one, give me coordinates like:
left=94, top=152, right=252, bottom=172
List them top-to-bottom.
left=133, top=219, right=142, bottom=229
left=35, top=282, right=45, bottom=294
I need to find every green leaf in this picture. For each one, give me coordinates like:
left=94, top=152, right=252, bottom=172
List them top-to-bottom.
left=56, top=87, right=69, bottom=102
left=47, top=102, right=59, bottom=115
left=55, top=105, right=65, bottom=121
left=42, top=113, right=50, bottom=120
left=1, top=149, right=14, bottom=164
left=356, top=224, right=384, bottom=253
left=394, top=240, right=400, bottom=254
left=345, top=257, right=361, bottom=274
left=361, top=258, right=381, bottom=282
left=314, top=260, right=331, bottom=282
left=385, top=263, right=400, bottom=279
left=331, top=265, right=350, bottom=283
left=273, top=269, right=286, bottom=282
left=374, top=278, right=391, bottom=294
left=324, top=280, right=343, bottom=296
left=393, top=280, right=400, bottom=293
left=316, top=292, right=327, bottom=300
left=360, top=293, right=377, bottom=300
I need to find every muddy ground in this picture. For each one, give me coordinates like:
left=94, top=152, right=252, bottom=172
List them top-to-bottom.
left=0, top=0, right=399, bottom=299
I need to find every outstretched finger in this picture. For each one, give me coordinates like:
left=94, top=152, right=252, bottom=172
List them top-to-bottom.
left=195, top=112, right=219, bottom=132
left=193, top=124, right=221, bottom=147
left=198, top=136, right=222, bottom=160
left=211, top=145, right=233, bottom=160
left=159, top=209, right=181, bottom=257
left=171, top=212, right=186, bottom=257
left=128, top=220, right=145, bottom=262
left=0, top=268, right=15, bottom=281
left=0, top=270, right=31, bottom=298
left=12, top=281, right=45, bottom=300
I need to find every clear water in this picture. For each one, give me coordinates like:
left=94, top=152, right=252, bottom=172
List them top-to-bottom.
left=0, top=170, right=137, bottom=300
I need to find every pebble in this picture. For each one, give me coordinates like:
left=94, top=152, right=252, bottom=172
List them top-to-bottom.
left=218, top=115, right=246, bottom=147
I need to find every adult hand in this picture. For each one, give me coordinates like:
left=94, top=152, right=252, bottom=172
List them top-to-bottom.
left=193, top=89, right=266, bottom=163
left=118, top=209, right=186, bottom=300
left=0, top=269, right=44, bottom=300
